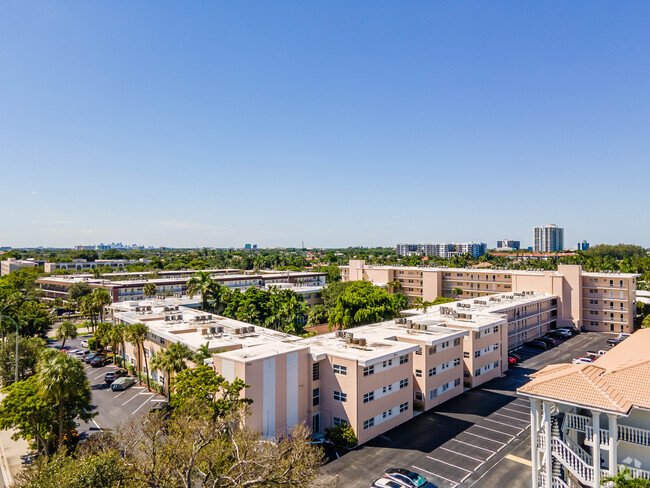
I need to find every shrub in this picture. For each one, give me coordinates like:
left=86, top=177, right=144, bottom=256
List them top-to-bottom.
left=87, top=337, right=97, bottom=351
left=414, top=401, right=424, bottom=412
left=324, top=425, right=358, bottom=449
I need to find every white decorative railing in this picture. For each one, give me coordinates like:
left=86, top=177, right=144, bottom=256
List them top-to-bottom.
left=564, top=413, right=590, bottom=433
left=618, top=424, right=650, bottom=447
left=585, top=425, right=611, bottom=449
left=538, top=429, right=547, bottom=449
left=565, top=435, right=592, bottom=465
left=551, top=437, right=594, bottom=485
left=627, top=466, right=650, bottom=480
left=539, top=473, right=571, bottom=488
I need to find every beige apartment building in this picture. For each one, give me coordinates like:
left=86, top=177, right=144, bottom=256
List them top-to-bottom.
left=342, top=261, right=638, bottom=334
left=519, top=328, right=650, bottom=487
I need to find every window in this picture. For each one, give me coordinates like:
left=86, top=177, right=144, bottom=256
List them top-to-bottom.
left=493, top=326, right=499, bottom=334
left=454, top=338, right=461, bottom=346
left=428, top=346, right=436, bottom=355
left=415, top=347, right=422, bottom=356
left=474, top=350, right=480, bottom=358
left=463, top=352, right=470, bottom=358
left=399, top=355, right=409, bottom=364
left=453, top=358, right=461, bottom=366
left=382, top=359, right=393, bottom=368
left=493, top=361, right=499, bottom=368
left=312, top=362, right=319, bottom=381
left=333, top=364, right=347, bottom=375
left=363, top=365, right=374, bottom=376
left=428, top=367, right=437, bottom=376
left=475, top=369, right=481, bottom=377
left=399, top=378, right=408, bottom=389
left=454, top=378, right=461, bottom=387
left=442, top=383, right=449, bottom=392
left=382, top=384, right=393, bottom=393
left=307, top=385, right=320, bottom=407
left=429, top=389, right=438, bottom=399
left=333, top=391, right=347, bottom=402
left=415, top=391, right=423, bottom=401
left=363, top=392, right=374, bottom=403
left=399, top=402, right=409, bottom=413
left=382, top=409, right=392, bottom=418
left=333, top=417, right=347, bottom=428
left=363, top=418, right=374, bottom=430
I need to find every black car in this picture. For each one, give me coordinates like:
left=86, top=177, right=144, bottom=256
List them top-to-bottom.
left=546, top=330, right=571, bottom=339
left=538, top=336, right=556, bottom=347
left=524, top=340, right=548, bottom=350
left=84, top=352, right=100, bottom=363
left=90, top=355, right=107, bottom=367
left=104, top=368, right=128, bottom=384
left=149, top=402, right=174, bottom=421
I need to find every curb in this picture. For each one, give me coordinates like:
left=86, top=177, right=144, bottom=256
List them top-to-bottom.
left=0, top=432, right=13, bottom=486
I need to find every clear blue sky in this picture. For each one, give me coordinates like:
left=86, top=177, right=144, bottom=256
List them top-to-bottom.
left=1, top=1, right=649, bottom=249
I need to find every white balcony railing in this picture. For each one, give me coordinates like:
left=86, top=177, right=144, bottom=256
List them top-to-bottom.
left=564, top=413, right=590, bottom=433
left=585, top=425, right=611, bottom=449
left=618, top=425, right=650, bottom=447
left=551, top=437, right=594, bottom=485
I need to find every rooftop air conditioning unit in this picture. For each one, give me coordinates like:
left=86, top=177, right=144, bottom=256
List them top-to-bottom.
left=209, top=326, right=216, bottom=335
left=215, top=326, right=224, bottom=334
left=235, top=328, right=242, bottom=334
left=335, top=330, right=345, bottom=338
left=357, top=338, right=367, bottom=347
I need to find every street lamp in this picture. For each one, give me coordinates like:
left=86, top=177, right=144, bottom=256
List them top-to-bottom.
left=0, top=315, right=19, bottom=383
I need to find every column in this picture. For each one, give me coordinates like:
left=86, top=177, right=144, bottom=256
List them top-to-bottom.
left=531, top=399, right=540, bottom=488
left=543, top=401, right=552, bottom=488
left=593, top=411, right=601, bottom=487
left=608, top=414, right=618, bottom=476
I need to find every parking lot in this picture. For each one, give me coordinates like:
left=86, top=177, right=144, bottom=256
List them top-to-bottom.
left=323, top=331, right=615, bottom=488
left=49, top=334, right=166, bottom=437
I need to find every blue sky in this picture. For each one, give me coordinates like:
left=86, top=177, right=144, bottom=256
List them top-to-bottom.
left=1, top=2, right=649, bottom=249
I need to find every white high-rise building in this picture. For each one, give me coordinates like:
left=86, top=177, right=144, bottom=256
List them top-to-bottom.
left=534, top=224, right=564, bottom=253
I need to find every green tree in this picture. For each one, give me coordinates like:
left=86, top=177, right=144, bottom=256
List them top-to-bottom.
left=324, top=264, right=341, bottom=283
left=186, top=271, right=215, bottom=311
left=329, top=281, right=403, bottom=329
left=67, top=282, right=92, bottom=306
left=143, top=283, right=157, bottom=297
left=452, top=287, right=463, bottom=298
left=91, top=288, right=112, bottom=323
left=16, top=301, right=53, bottom=337
left=307, top=304, right=329, bottom=326
left=55, top=321, right=77, bottom=349
left=125, top=323, right=151, bottom=391
left=0, top=334, right=46, bottom=383
left=149, top=342, right=193, bottom=399
left=192, top=343, right=211, bottom=365
left=37, top=350, right=94, bottom=450
left=601, top=467, right=650, bottom=487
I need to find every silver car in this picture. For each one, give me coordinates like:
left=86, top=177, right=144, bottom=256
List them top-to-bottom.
left=111, top=376, right=137, bottom=391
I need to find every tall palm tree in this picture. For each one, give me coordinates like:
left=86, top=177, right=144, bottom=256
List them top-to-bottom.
left=186, top=271, right=215, bottom=311
left=143, top=283, right=157, bottom=297
left=452, top=287, right=463, bottom=299
left=91, top=288, right=112, bottom=323
left=55, top=321, right=77, bottom=349
left=108, top=323, right=125, bottom=366
left=126, top=323, right=151, bottom=391
left=150, top=342, right=193, bottom=399
left=193, top=343, right=211, bottom=365
left=38, top=352, right=91, bottom=450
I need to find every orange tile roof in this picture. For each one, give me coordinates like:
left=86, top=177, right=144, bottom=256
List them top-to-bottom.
left=518, top=329, right=650, bottom=414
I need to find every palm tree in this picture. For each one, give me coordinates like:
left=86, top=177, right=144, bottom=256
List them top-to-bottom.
left=186, top=271, right=215, bottom=311
left=386, top=281, right=402, bottom=294
left=143, top=283, right=157, bottom=297
left=452, top=287, right=463, bottom=299
left=91, top=288, right=112, bottom=323
left=79, top=295, right=97, bottom=331
left=413, top=297, right=432, bottom=313
left=55, top=321, right=77, bottom=349
left=108, top=323, right=125, bottom=366
left=125, top=323, right=151, bottom=391
left=149, top=342, right=193, bottom=399
left=193, top=343, right=211, bottom=365
left=38, top=351, right=91, bottom=450
left=601, top=467, right=650, bottom=487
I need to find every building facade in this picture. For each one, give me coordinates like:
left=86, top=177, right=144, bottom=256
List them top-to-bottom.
left=534, top=224, right=564, bottom=253
left=496, top=239, right=521, bottom=251
left=396, top=242, right=487, bottom=258
left=341, top=261, right=638, bottom=334
left=519, top=329, right=650, bottom=487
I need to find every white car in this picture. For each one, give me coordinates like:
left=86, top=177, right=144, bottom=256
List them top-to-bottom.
left=617, top=333, right=631, bottom=341
left=80, top=340, right=89, bottom=348
left=66, top=349, right=80, bottom=356
left=72, top=351, right=86, bottom=360
left=572, top=358, right=593, bottom=364
left=372, top=479, right=404, bottom=488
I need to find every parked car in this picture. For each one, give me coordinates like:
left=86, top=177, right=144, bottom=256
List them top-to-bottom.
left=558, top=327, right=579, bottom=336
left=547, top=330, right=571, bottom=339
left=617, top=333, right=631, bottom=341
left=538, top=336, right=556, bottom=347
left=607, top=338, right=623, bottom=345
left=80, top=340, right=88, bottom=348
left=524, top=340, right=548, bottom=350
left=66, top=348, right=80, bottom=356
left=72, top=351, right=86, bottom=360
left=84, top=352, right=100, bottom=363
left=508, top=352, right=521, bottom=362
left=90, top=355, right=108, bottom=367
left=508, top=356, right=517, bottom=366
left=572, top=357, right=593, bottom=364
left=104, top=368, right=128, bottom=384
left=111, top=376, right=137, bottom=391
left=149, top=401, right=173, bottom=420
left=384, top=468, right=427, bottom=487
left=371, top=478, right=404, bottom=488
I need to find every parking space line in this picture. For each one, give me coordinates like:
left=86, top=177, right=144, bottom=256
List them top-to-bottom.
left=92, top=371, right=108, bottom=380
left=114, top=387, right=140, bottom=398
left=122, top=392, right=142, bottom=406
left=132, top=394, right=154, bottom=415
left=501, top=406, right=530, bottom=416
left=491, top=412, right=529, bottom=424
left=483, top=417, right=526, bottom=431
left=473, top=424, right=514, bottom=438
left=464, top=431, right=506, bottom=445
left=448, top=438, right=495, bottom=454
left=438, top=446, right=485, bottom=464
left=426, top=455, right=473, bottom=473
left=412, top=465, right=458, bottom=488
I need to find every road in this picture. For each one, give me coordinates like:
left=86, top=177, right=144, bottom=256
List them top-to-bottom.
left=322, top=331, right=614, bottom=488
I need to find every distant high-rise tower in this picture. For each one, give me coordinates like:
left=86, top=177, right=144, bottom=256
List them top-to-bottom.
left=534, top=224, right=564, bottom=253
left=577, top=240, right=589, bottom=251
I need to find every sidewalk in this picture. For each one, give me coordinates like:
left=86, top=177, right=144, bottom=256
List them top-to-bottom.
left=0, top=394, right=31, bottom=487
